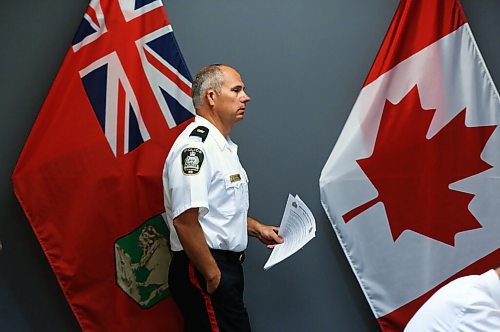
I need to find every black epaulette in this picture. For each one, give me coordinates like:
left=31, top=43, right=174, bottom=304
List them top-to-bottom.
left=189, top=126, right=209, bottom=142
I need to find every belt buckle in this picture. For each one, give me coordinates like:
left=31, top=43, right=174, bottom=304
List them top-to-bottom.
left=238, top=252, right=246, bottom=263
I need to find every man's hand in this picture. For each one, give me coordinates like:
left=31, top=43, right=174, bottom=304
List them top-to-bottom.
left=247, top=217, right=284, bottom=248
left=206, top=271, right=221, bottom=294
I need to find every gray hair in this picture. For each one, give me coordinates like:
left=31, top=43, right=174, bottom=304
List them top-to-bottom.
left=191, top=64, right=225, bottom=110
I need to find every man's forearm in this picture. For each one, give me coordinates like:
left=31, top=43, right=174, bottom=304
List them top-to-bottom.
left=174, top=208, right=220, bottom=285
left=247, top=216, right=263, bottom=238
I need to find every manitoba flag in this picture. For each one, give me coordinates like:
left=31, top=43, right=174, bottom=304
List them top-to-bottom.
left=12, top=0, right=193, bottom=330
left=319, top=0, right=500, bottom=331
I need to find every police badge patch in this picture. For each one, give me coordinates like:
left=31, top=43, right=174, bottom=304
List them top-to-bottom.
left=182, top=147, right=204, bottom=175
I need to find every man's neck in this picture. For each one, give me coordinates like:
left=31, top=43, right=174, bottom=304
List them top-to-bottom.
left=197, top=110, right=231, bottom=138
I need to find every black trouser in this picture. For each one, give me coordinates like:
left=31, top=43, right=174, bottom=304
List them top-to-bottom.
left=169, top=250, right=251, bottom=332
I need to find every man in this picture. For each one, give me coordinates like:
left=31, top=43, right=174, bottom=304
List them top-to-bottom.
left=163, top=64, right=283, bottom=332
left=405, top=266, right=500, bottom=331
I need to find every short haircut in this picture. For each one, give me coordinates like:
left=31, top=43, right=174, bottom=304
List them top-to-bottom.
left=191, top=64, right=226, bottom=110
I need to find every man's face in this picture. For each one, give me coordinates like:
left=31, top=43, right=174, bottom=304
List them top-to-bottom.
left=213, top=66, right=251, bottom=126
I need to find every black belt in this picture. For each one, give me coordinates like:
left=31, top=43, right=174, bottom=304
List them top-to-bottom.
left=173, top=249, right=246, bottom=264
left=210, top=249, right=246, bottom=264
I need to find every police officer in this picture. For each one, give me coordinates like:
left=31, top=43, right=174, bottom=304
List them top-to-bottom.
left=163, top=64, right=283, bottom=332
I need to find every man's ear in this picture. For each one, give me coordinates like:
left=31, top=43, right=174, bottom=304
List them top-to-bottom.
left=206, top=89, right=216, bottom=107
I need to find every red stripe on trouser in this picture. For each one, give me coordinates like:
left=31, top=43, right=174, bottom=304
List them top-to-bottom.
left=188, top=262, right=220, bottom=332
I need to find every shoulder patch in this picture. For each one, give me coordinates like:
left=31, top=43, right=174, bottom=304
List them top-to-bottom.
left=189, top=126, right=209, bottom=142
left=181, top=147, right=204, bottom=175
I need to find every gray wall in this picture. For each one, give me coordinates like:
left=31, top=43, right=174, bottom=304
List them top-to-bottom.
left=1, top=1, right=499, bottom=331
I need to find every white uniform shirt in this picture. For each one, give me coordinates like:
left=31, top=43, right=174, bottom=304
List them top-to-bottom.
left=163, top=116, right=250, bottom=252
left=405, top=269, right=500, bottom=332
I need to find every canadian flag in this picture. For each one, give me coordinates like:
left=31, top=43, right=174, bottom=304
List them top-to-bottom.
left=319, top=0, right=500, bottom=331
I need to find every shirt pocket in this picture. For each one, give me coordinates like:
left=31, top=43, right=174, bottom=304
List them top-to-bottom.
left=223, top=172, right=249, bottom=213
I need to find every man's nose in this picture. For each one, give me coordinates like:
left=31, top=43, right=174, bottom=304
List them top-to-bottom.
left=242, top=92, right=251, bottom=102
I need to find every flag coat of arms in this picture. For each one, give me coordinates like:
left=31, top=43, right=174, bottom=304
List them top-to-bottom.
left=12, top=0, right=194, bottom=330
left=319, top=0, right=500, bottom=330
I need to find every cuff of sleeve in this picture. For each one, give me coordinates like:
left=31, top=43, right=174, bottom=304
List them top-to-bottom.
left=172, top=202, right=209, bottom=220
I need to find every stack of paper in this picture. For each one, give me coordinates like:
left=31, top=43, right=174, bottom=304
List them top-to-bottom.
left=264, top=194, right=316, bottom=270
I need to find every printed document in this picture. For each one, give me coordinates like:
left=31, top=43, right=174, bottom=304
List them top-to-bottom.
left=264, top=194, right=316, bottom=270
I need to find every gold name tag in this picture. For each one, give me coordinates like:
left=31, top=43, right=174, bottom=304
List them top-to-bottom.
left=229, top=174, right=241, bottom=183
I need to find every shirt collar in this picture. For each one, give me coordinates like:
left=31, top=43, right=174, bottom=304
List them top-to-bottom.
left=194, top=116, right=237, bottom=152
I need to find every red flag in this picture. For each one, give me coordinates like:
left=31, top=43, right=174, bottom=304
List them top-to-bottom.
left=12, top=0, right=194, bottom=330
left=320, top=0, right=500, bottom=331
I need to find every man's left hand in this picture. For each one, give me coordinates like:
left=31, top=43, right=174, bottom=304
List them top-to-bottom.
left=259, top=225, right=284, bottom=248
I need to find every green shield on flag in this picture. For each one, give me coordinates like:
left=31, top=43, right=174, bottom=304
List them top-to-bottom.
left=114, top=214, right=172, bottom=308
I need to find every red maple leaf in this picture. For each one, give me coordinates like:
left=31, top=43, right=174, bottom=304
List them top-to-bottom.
left=343, top=85, right=496, bottom=246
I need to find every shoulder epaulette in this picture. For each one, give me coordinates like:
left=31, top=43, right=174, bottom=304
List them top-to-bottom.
left=189, top=126, right=209, bottom=142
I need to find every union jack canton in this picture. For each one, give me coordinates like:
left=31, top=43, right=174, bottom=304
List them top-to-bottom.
left=73, top=0, right=194, bottom=157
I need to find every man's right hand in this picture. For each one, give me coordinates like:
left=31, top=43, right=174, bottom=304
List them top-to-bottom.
left=206, top=270, right=221, bottom=294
